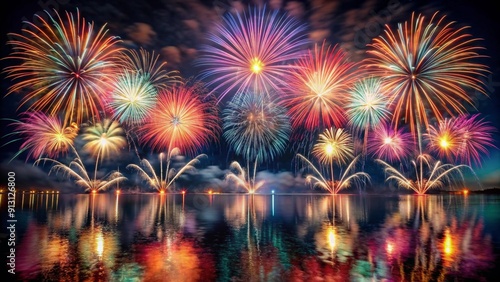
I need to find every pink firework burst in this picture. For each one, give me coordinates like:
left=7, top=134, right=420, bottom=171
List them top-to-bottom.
left=197, top=6, right=309, bottom=101
left=7, top=111, right=79, bottom=160
left=425, top=114, right=496, bottom=166
left=453, top=114, right=496, bottom=167
left=368, top=124, right=413, bottom=162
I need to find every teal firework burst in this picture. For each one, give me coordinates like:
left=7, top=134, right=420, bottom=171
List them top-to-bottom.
left=109, top=71, right=158, bottom=125
left=346, top=77, right=390, bottom=130
left=346, top=77, right=391, bottom=154
left=223, top=92, right=291, bottom=163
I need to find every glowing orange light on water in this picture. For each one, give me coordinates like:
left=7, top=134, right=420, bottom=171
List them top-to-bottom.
left=463, top=189, right=469, bottom=195
left=327, top=226, right=336, bottom=251
left=444, top=228, right=453, bottom=256
left=96, top=232, right=104, bottom=259
left=386, top=242, right=394, bottom=255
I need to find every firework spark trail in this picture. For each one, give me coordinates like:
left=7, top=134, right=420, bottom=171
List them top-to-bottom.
left=3, top=9, right=123, bottom=125
left=109, top=71, right=158, bottom=125
left=346, top=77, right=391, bottom=156
left=426, top=114, right=496, bottom=167
left=35, top=145, right=126, bottom=193
left=127, top=149, right=207, bottom=192
left=297, top=154, right=369, bottom=195
left=376, top=154, right=473, bottom=195
left=224, top=161, right=265, bottom=194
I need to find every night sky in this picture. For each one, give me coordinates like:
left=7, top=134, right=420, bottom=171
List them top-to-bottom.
left=0, top=0, right=499, bottom=192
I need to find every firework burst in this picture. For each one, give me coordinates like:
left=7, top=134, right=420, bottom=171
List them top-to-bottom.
left=198, top=6, right=309, bottom=100
left=3, top=9, right=123, bottom=125
left=365, top=11, right=489, bottom=140
left=282, top=41, right=359, bottom=132
left=119, top=48, right=181, bottom=90
left=108, top=71, right=158, bottom=125
left=346, top=77, right=391, bottom=153
left=139, top=83, right=220, bottom=155
left=223, top=91, right=291, bottom=164
left=223, top=91, right=290, bottom=192
left=4, top=112, right=79, bottom=160
left=426, top=114, right=496, bottom=166
left=455, top=114, right=496, bottom=166
left=425, top=118, right=462, bottom=162
left=80, top=119, right=126, bottom=186
left=82, top=119, right=126, bottom=161
left=368, top=124, right=412, bottom=162
left=300, top=128, right=361, bottom=194
left=312, top=128, right=354, bottom=166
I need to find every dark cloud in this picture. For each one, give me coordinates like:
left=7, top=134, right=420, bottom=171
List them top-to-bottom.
left=125, top=22, right=157, bottom=46
left=0, top=159, right=72, bottom=191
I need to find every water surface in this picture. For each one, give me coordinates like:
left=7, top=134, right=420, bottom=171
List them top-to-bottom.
left=1, top=192, right=499, bottom=281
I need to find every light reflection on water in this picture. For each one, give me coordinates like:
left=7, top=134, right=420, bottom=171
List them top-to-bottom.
left=1, top=192, right=499, bottom=281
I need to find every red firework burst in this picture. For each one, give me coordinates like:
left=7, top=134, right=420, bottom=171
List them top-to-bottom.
left=139, top=83, right=220, bottom=155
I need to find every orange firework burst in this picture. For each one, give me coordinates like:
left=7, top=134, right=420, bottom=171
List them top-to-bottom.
left=3, top=9, right=123, bottom=125
left=365, top=11, right=489, bottom=139
left=282, top=41, right=359, bottom=131
left=139, top=83, right=220, bottom=155
left=6, top=112, right=79, bottom=160
left=425, top=118, right=461, bottom=161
